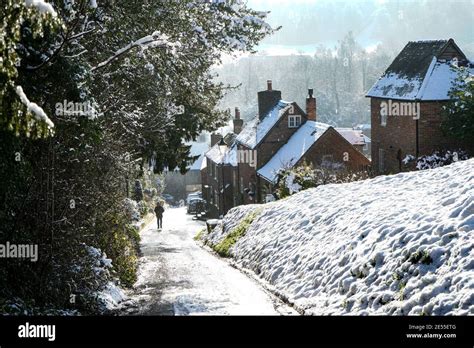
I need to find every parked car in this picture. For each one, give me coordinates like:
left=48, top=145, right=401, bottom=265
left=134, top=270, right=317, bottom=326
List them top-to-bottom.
left=186, top=191, right=202, bottom=205
left=187, top=198, right=205, bottom=215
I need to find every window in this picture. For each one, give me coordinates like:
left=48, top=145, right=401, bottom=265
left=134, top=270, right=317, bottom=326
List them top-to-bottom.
left=381, top=113, right=387, bottom=126
left=288, top=115, right=301, bottom=128
left=378, top=148, right=385, bottom=172
left=240, top=177, right=244, bottom=193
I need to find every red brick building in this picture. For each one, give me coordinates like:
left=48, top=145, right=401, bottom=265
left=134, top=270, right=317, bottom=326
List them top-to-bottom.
left=366, top=39, right=474, bottom=174
left=203, top=81, right=370, bottom=217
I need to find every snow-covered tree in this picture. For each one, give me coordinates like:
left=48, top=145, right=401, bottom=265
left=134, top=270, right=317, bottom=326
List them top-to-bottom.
left=0, top=0, right=60, bottom=137
left=0, top=0, right=275, bottom=314
left=442, top=68, right=474, bottom=142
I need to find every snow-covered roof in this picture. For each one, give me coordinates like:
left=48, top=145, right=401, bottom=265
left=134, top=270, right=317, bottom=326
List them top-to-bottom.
left=366, top=39, right=472, bottom=101
left=367, top=58, right=473, bottom=101
left=420, top=60, right=474, bottom=100
left=236, top=100, right=292, bottom=149
left=257, top=121, right=330, bottom=182
left=257, top=122, right=368, bottom=183
left=335, top=128, right=366, bottom=146
left=205, top=134, right=238, bottom=166
left=187, top=141, right=210, bottom=170
left=189, top=141, right=210, bottom=157
left=189, top=153, right=205, bottom=171
left=200, top=154, right=207, bottom=170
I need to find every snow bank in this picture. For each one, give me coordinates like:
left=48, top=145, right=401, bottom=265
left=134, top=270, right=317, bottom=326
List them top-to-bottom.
left=206, top=160, right=474, bottom=315
left=97, top=282, right=127, bottom=311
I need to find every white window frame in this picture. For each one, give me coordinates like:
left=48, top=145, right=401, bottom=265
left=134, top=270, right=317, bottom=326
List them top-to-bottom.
left=288, top=115, right=301, bottom=128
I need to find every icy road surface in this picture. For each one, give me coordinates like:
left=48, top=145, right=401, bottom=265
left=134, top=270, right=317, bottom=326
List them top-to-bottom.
left=121, top=206, right=285, bottom=315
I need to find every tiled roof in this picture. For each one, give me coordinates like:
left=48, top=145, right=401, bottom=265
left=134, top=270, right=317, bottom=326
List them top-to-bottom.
left=366, top=39, right=472, bottom=100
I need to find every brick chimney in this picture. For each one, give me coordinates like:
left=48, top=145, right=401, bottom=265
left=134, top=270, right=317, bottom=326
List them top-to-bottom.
left=258, top=80, right=282, bottom=120
left=306, top=88, right=316, bottom=121
left=233, top=107, right=243, bottom=135
left=211, top=133, right=221, bottom=147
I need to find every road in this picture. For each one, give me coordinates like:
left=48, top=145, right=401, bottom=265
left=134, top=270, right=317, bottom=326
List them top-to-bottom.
left=120, top=206, right=287, bottom=315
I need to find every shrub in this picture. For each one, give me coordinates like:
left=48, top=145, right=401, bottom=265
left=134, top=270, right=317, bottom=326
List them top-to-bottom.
left=441, top=68, right=474, bottom=142
left=403, top=150, right=469, bottom=170
left=275, top=162, right=371, bottom=199
left=134, top=180, right=144, bottom=202
left=123, top=198, right=140, bottom=222
left=137, top=201, right=149, bottom=217
left=408, top=250, right=433, bottom=265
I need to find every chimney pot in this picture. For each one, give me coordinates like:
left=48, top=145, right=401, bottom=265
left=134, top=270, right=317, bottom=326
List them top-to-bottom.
left=267, top=80, right=272, bottom=91
left=308, top=88, right=313, bottom=97
left=233, top=107, right=243, bottom=135
left=234, top=107, right=240, bottom=120
left=211, top=133, right=221, bottom=147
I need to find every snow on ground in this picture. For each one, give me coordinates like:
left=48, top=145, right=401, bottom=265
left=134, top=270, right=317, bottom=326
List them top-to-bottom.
left=205, top=159, right=474, bottom=315
left=125, top=207, right=286, bottom=315
left=97, top=282, right=127, bottom=311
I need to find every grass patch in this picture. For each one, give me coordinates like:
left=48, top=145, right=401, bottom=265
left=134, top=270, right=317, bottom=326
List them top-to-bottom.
left=213, top=209, right=261, bottom=257
left=194, top=228, right=206, bottom=241
left=408, top=250, right=433, bottom=265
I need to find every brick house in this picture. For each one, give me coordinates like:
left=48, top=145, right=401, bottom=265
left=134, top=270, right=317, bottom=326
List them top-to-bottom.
left=366, top=39, right=474, bottom=174
left=202, top=81, right=371, bottom=217
left=202, top=131, right=239, bottom=218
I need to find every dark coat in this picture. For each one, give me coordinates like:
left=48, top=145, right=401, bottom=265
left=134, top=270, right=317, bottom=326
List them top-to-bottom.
left=154, top=205, right=164, bottom=217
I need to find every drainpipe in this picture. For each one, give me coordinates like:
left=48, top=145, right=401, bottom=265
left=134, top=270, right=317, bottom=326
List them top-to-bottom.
left=415, top=99, right=420, bottom=158
left=221, top=164, right=226, bottom=216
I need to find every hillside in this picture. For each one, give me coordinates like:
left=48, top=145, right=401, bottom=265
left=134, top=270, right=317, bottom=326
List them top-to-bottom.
left=203, top=159, right=474, bottom=315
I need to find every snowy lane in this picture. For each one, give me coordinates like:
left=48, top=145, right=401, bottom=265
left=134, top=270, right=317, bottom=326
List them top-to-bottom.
left=123, top=207, right=281, bottom=315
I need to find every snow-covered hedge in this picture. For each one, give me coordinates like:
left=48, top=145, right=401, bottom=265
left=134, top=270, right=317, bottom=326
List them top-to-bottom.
left=403, top=150, right=469, bottom=170
left=206, top=159, right=474, bottom=315
left=275, top=163, right=370, bottom=199
left=123, top=198, right=140, bottom=222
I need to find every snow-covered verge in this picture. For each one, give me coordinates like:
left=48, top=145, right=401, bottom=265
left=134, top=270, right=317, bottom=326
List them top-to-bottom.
left=203, top=159, right=474, bottom=315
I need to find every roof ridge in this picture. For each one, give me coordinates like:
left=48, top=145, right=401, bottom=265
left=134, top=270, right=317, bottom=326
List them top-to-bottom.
left=415, top=56, right=437, bottom=99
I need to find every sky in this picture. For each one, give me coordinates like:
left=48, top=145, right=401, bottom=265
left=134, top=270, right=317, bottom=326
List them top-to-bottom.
left=244, top=0, right=474, bottom=57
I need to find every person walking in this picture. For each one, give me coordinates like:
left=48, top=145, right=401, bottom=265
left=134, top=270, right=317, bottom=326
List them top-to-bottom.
left=154, top=202, right=165, bottom=230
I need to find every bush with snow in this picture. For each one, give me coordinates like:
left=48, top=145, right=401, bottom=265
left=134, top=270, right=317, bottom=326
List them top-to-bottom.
left=403, top=150, right=469, bottom=170
left=415, top=150, right=469, bottom=170
left=207, top=159, right=474, bottom=315
left=275, top=162, right=371, bottom=199
left=123, top=198, right=140, bottom=222
left=137, top=200, right=149, bottom=217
